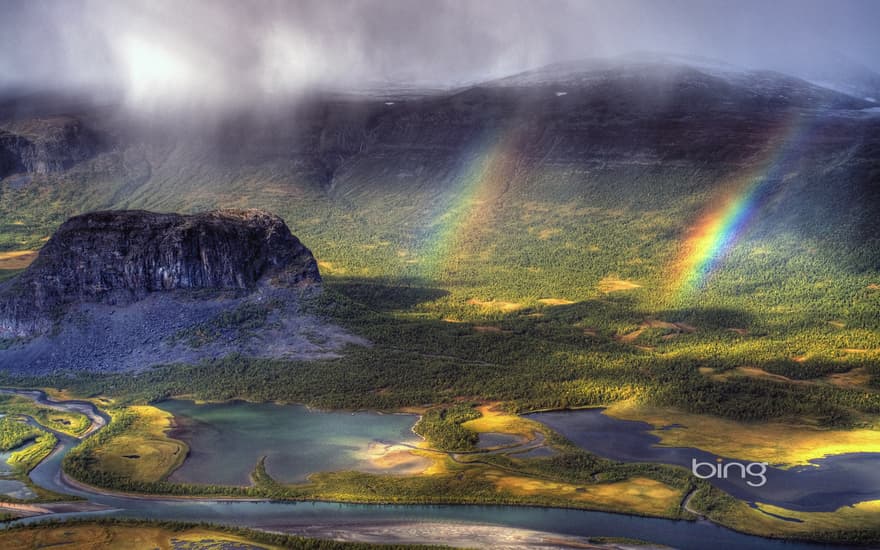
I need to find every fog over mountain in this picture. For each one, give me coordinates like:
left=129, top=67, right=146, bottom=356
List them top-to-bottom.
left=1, top=0, right=879, bottom=111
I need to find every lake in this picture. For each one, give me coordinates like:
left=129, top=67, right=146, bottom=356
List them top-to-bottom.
left=157, top=399, right=422, bottom=484
left=529, top=408, right=880, bottom=512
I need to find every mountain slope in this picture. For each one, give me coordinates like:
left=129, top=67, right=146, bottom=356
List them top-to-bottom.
left=0, top=60, right=877, bottom=402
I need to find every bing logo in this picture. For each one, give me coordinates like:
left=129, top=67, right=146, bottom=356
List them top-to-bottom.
left=692, top=457, right=768, bottom=487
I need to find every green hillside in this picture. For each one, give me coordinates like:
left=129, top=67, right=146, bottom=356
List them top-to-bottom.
left=2, top=67, right=880, bottom=430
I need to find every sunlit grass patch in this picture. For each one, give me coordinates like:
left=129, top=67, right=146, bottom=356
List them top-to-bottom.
left=0, top=250, right=38, bottom=270
left=598, top=277, right=642, bottom=293
left=465, top=298, right=523, bottom=312
left=537, top=298, right=575, bottom=306
left=826, top=367, right=872, bottom=389
left=607, top=401, right=880, bottom=467
left=460, top=404, right=542, bottom=441
left=90, top=406, right=187, bottom=483
left=490, top=473, right=681, bottom=516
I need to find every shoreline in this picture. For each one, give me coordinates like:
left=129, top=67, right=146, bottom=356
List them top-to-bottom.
left=4, top=387, right=880, bottom=548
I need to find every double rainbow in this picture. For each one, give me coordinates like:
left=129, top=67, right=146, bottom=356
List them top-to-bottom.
left=414, top=110, right=810, bottom=300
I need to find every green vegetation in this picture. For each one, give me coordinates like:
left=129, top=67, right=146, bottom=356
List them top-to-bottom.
left=2, top=111, right=880, bottom=543
left=3, top=146, right=880, bottom=431
left=0, top=393, right=90, bottom=437
left=0, top=403, right=74, bottom=502
left=0, top=405, right=58, bottom=474
left=68, top=405, right=186, bottom=483
left=413, top=405, right=480, bottom=451
left=0, top=416, right=39, bottom=450
left=8, top=431, right=57, bottom=472
left=0, top=512, right=19, bottom=522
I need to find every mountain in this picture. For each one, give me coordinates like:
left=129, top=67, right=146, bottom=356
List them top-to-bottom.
left=770, top=50, right=880, bottom=104
left=0, top=58, right=877, bottom=378
left=0, top=115, right=98, bottom=178
left=0, top=208, right=320, bottom=336
left=0, top=209, right=364, bottom=374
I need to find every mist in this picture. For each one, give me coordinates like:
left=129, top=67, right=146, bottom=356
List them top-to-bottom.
left=1, top=0, right=879, bottom=112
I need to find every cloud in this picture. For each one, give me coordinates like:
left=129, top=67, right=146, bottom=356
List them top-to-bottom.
left=1, top=0, right=878, bottom=110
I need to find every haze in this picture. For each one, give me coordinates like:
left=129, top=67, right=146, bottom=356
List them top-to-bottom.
left=1, top=0, right=879, bottom=110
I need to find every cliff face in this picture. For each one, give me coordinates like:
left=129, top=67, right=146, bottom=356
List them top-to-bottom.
left=0, top=116, right=97, bottom=177
left=0, top=209, right=320, bottom=338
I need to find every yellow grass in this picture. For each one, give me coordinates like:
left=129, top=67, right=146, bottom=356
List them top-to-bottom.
left=537, top=228, right=561, bottom=240
left=0, top=250, right=37, bottom=270
left=317, top=260, right=346, bottom=274
left=597, top=277, right=642, bottom=293
left=466, top=298, right=523, bottom=312
left=537, top=298, right=575, bottom=306
left=617, top=319, right=696, bottom=344
left=616, top=327, right=645, bottom=343
left=704, top=365, right=872, bottom=390
left=739, top=367, right=793, bottom=382
left=827, top=367, right=872, bottom=388
left=42, top=387, right=114, bottom=406
left=607, top=401, right=880, bottom=467
left=461, top=404, right=542, bottom=440
left=93, top=406, right=187, bottom=483
left=359, top=442, right=432, bottom=475
left=490, top=473, right=680, bottom=516
left=715, top=499, right=880, bottom=538
left=0, top=524, right=280, bottom=550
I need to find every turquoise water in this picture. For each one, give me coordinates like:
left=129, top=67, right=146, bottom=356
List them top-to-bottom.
left=157, top=399, right=420, bottom=484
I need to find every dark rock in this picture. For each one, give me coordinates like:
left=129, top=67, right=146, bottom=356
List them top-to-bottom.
left=0, top=116, right=97, bottom=178
left=0, top=208, right=320, bottom=338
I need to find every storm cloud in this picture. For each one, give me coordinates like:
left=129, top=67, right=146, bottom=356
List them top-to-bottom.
left=1, top=0, right=878, bottom=109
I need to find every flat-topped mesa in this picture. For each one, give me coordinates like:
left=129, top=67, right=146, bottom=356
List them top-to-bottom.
left=0, top=209, right=320, bottom=338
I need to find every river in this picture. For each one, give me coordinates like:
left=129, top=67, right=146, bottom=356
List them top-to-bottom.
left=0, top=389, right=866, bottom=549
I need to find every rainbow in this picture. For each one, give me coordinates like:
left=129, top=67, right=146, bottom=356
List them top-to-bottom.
left=670, top=111, right=810, bottom=301
left=419, top=127, right=526, bottom=281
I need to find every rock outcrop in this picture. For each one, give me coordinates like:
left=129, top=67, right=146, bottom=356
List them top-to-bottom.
left=0, top=116, right=97, bottom=177
left=0, top=209, right=320, bottom=338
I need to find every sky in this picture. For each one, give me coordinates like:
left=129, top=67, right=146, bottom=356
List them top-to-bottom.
left=1, top=0, right=879, bottom=109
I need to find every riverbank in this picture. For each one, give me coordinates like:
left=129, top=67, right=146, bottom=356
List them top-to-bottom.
left=3, top=388, right=880, bottom=548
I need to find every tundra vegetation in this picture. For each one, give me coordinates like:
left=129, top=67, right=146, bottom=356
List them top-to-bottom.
left=1, top=67, right=880, bottom=544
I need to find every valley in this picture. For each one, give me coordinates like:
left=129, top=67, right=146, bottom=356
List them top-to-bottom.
left=0, top=56, right=879, bottom=547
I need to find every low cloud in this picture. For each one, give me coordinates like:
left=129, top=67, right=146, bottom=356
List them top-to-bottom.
left=1, top=0, right=878, bottom=111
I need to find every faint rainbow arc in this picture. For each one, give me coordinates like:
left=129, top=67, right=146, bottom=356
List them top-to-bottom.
left=418, top=127, right=523, bottom=281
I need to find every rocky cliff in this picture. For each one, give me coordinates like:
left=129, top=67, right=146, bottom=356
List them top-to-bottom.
left=0, top=116, right=97, bottom=177
left=0, top=209, right=320, bottom=338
